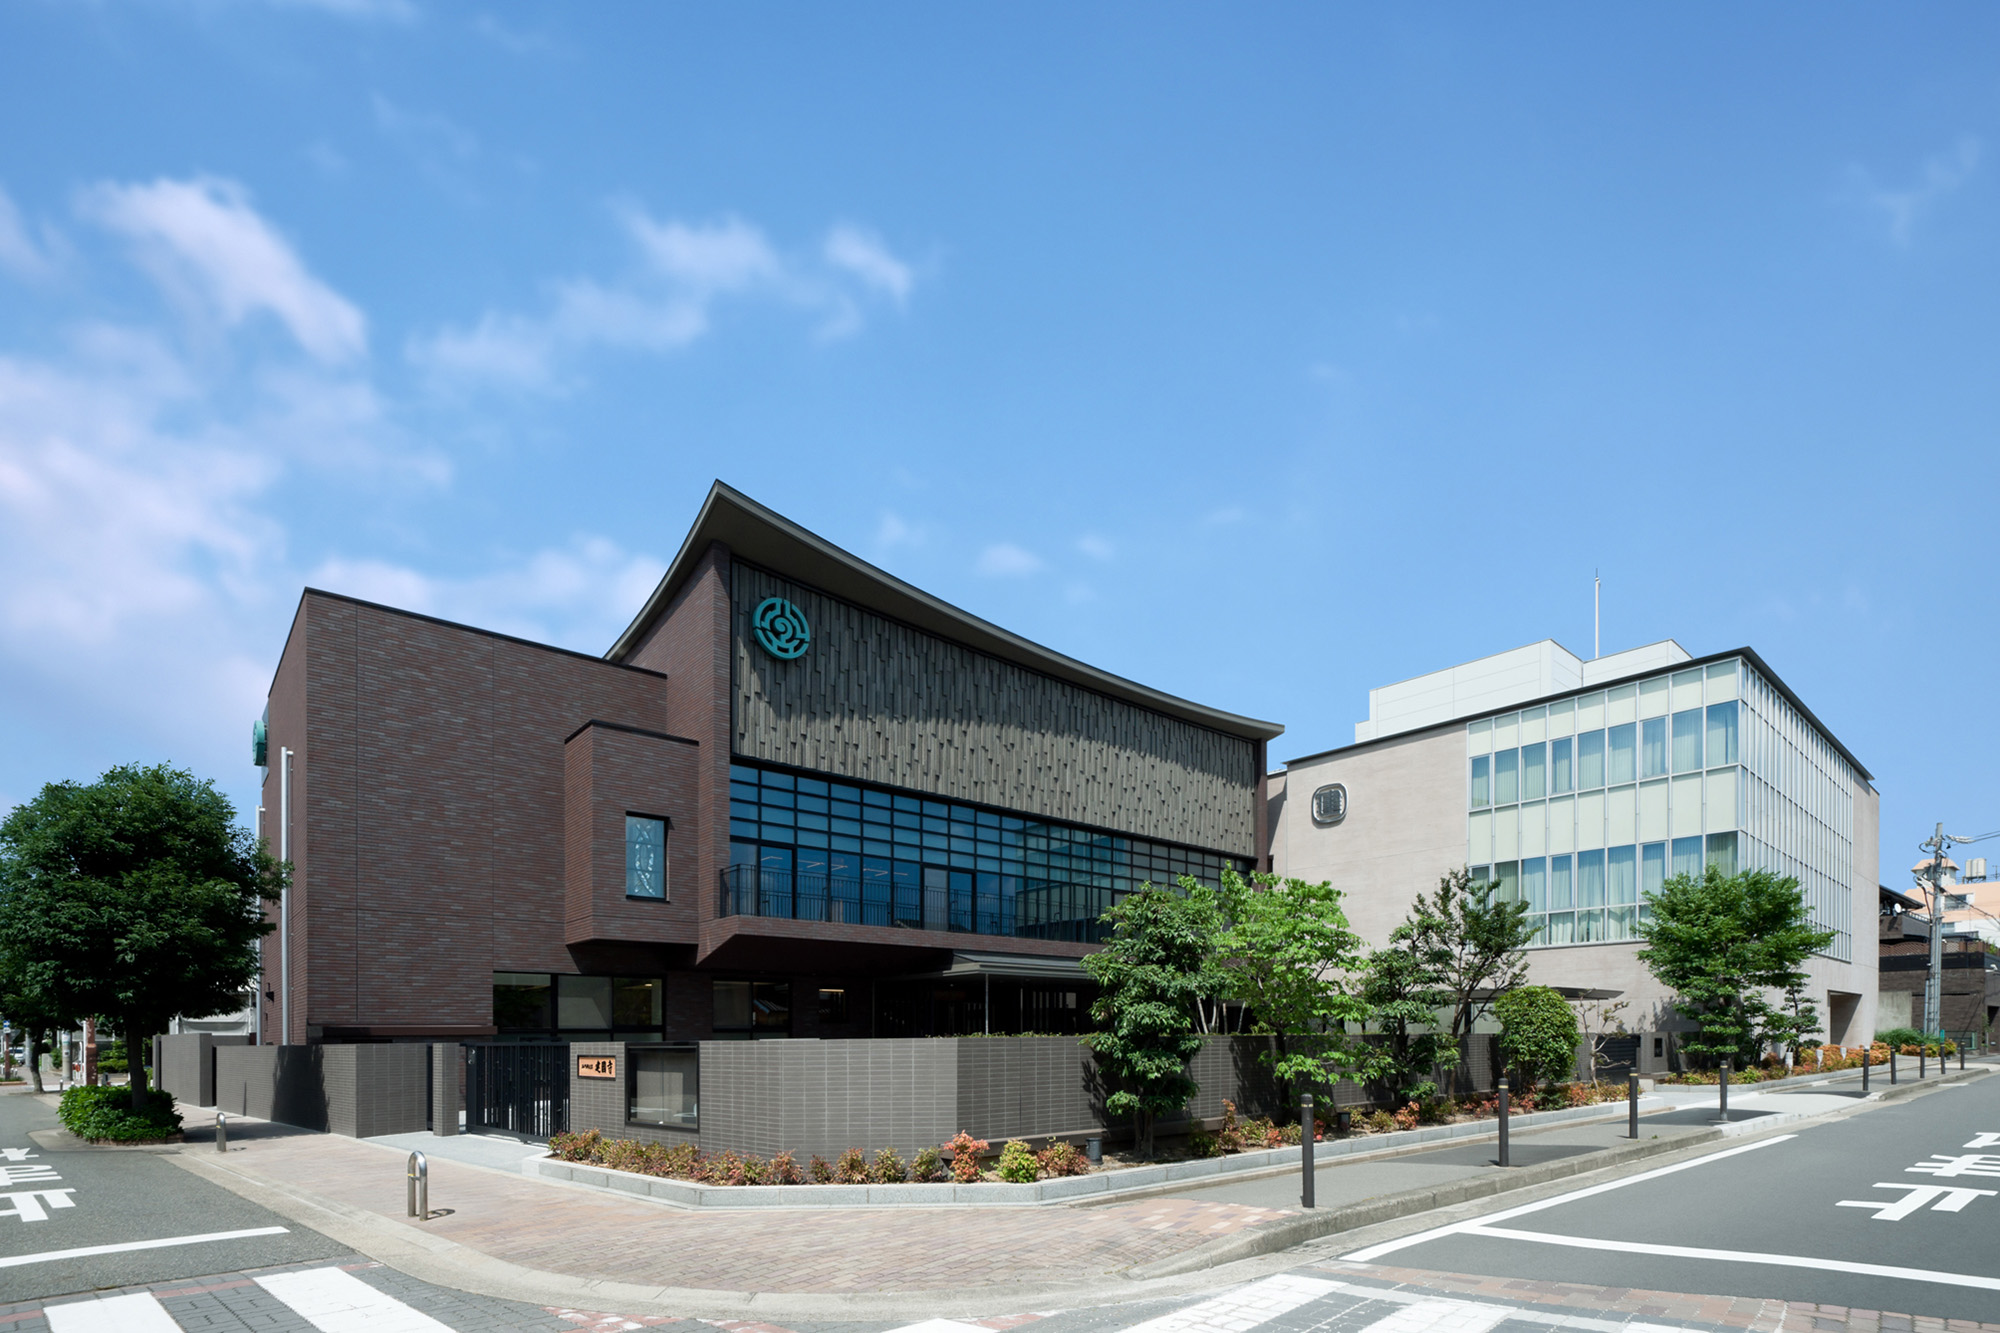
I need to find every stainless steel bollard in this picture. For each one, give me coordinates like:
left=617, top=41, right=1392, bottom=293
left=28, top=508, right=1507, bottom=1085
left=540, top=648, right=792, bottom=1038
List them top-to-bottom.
left=1961, top=1043, right=1966, bottom=1072
left=1921, top=1048, right=1927, bottom=1079
left=1862, top=1049, right=1870, bottom=1093
left=1891, top=1050, right=1898, bottom=1085
left=1716, top=1060, right=1730, bottom=1123
left=1627, top=1071, right=1639, bottom=1139
left=1496, top=1079, right=1511, bottom=1167
left=1299, top=1093, right=1315, bottom=1209
left=215, top=1111, right=227, bottom=1154
left=407, top=1150, right=428, bottom=1220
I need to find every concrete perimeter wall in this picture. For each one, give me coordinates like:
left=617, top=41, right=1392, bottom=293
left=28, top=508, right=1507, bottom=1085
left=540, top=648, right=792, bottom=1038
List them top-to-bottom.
left=155, top=1034, right=250, bottom=1108
left=568, top=1035, right=1528, bottom=1161
left=207, top=1043, right=434, bottom=1138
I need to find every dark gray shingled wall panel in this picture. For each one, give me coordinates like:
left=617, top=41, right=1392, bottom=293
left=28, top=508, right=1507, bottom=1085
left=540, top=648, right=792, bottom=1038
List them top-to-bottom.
left=731, top=564, right=1258, bottom=857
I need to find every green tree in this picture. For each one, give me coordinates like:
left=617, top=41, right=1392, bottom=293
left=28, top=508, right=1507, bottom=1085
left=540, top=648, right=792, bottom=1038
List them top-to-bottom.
left=0, top=764, right=282, bottom=1108
left=1636, top=866, right=1836, bottom=1069
left=1216, top=869, right=1373, bottom=1099
left=1414, top=869, right=1535, bottom=1055
left=1082, top=881, right=1223, bottom=1157
left=1361, top=915, right=1453, bottom=1103
left=0, top=968, right=62, bottom=1093
left=1760, top=975, right=1824, bottom=1065
left=1494, top=985, right=1580, bottom=1092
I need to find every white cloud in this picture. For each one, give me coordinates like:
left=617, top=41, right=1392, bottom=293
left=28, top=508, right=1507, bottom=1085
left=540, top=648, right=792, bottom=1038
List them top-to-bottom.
left=1850, top=137, right=1982, bottom=246
left=82, top=177, right=367, bottom=364
left=0, top=186, right=60, bottom=281
left=411, top=207, right=919, bottom=389
left=625, top=213, right=782, bottom=294
left=824, top=225, right=913, bottom=304
left=874, top=510, right=923, bottom=551
left=1076, top=534, right=1114, bottom=561
left=311, top=536, right=663, bottom=651
left=976, top=543, right=1045, bottom=577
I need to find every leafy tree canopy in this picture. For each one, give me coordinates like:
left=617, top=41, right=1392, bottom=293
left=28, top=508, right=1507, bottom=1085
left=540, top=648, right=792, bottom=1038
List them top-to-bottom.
left=0, top=764, right=281, bottom=1105
left=1635, top=865, right=1835, bottom=1068
left=1216, top=868, right=1372, bottom=1097
left=1414, top=868, right=1535, bottom=1046
left=1082, top=880, right=1223, bottom=1156
left=1361, top=915, right=1453, bottom=1103
left=1494, top=984, right=1580, bottom=1092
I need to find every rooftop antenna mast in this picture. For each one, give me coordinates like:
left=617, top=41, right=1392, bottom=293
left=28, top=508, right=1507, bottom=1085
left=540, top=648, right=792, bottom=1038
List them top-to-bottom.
left=1593, top=572, right=1600, bottom=660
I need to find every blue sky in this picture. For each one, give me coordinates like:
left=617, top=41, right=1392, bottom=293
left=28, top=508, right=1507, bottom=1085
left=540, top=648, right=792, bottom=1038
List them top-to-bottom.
left=1, top=4, right=1995, bottom=886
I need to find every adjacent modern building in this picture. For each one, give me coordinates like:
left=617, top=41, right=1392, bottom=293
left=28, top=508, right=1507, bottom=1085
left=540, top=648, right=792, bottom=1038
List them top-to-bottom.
left=253, top=482, right=1281, bottom=1058
left=1270, top=639, right=1880, bottom=1046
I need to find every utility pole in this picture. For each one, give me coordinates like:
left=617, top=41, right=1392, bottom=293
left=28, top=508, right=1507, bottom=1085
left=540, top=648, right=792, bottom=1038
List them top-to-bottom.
left=1915, top=823, right=1973, bottom=1037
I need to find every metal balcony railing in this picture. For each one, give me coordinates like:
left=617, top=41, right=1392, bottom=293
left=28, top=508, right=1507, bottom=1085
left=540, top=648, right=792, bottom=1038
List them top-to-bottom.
left=717, top=865, right=1123, bottom=943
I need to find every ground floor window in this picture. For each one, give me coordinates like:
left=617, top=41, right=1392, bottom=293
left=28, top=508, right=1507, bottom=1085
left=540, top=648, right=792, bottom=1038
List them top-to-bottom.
left=493, top=972, right=667, bottom=1038
left=713, top=979, right=791, bottom=1035
left=628, top=1046, right=698, bottom=1129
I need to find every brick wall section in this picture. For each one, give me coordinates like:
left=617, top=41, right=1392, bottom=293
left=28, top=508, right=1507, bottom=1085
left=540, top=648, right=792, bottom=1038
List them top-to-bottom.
left=623, top=542, right=734, bottom=939
left=263, top=591, right=674, bottom=1038
left=262, top=607, right=310, bottom=1043
left=562, top=722, right=702, bottom=946
left=156, top=1034, right=249, bottom=1107
left=568, top=1041, right=700, bottom=1150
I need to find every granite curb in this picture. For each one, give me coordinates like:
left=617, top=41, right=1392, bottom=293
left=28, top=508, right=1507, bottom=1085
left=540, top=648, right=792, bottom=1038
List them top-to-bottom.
left=524, top=1095, right=1668, bottom=1210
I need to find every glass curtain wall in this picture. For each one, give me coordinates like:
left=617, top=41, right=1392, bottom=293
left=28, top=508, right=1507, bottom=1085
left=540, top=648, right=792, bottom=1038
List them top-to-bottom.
left=1467, top=658, right=1856, bottom=957
left=727, top=762, right=1246, bottom=942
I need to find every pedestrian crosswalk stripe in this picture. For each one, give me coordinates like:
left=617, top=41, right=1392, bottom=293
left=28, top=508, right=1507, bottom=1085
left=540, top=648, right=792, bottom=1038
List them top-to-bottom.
left=255, top=1266, right=456, bottom=1332
left=1117, top=1273, right=1342, bottom=1333
left=42, top=1290, right=182, bottom=1332
left=1350, top=1297, right=1513, bottom=1333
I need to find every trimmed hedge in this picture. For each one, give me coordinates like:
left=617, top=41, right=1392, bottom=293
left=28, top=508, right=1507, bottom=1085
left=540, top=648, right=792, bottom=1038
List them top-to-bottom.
left=58, top=1085, right=181, bottom=1143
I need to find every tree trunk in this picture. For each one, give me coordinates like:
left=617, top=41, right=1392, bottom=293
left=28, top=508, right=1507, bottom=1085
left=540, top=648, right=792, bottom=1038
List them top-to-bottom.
left=125, top=1017, right=151, bottom=1110
left=26, top=1034, right=44, bottom=1094
left=1136, top=1109, right=1154, bottom=1159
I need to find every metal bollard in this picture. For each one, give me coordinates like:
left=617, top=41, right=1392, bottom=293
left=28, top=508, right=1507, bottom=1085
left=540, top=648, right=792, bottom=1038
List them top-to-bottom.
left=1961, top=1043, right=1966, bottom=1072
left=1921, top=1048, right=1927, bottom=1079
left=1862, top=1049, right=1870, bottom=1093
left=1891, top=1050, right=1898, bottom=1085
left=1716, top=1060, right=1730, bottom=1123
left=1627, top=1071, right=1640, bottom=1139
left=1497, top=1079, right=1511, bottom=1168
left=1299, top=1093, right=1315, bottom=1209
left=215, top=1111, right=227, bottom=1154
left=407, top=1150, right=428, bottom=1221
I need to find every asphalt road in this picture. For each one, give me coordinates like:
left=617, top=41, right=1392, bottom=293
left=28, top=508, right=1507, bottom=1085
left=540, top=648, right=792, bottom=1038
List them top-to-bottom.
left=1340, top=1065, right=2000, bottom=1321
left=0, top=1087, right=344, bottom=1304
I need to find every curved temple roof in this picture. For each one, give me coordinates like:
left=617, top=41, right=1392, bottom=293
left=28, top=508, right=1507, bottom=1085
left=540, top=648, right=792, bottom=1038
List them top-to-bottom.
left=607, top=481, right=1284, bottom=743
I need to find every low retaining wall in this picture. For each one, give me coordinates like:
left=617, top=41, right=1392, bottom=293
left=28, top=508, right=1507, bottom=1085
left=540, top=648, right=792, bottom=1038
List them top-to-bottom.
left=569, top=1034, right=1520, bottom=1162
left=211, top=1043, right=434, bottom=1137
left=530, top=1096, right=1660, bottom=1209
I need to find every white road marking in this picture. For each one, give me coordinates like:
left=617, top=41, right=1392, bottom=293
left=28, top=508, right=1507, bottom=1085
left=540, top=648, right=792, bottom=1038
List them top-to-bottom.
left=1340, top=1134, right=1797, bottom=1262
left=1836, top=1182, right=1997, bottom=1220
left=0, top=1188, right=77, bottom=1223
left=1460, top=1224, right=2000, bottom=1292
left=0, top=1225, right=289, bottom=1269
left=257, top=1265, right=455, bottom=1332
left=1119, top=1273, right=1342, bottom=1332
left=43, top=1290, right=181, bottom=1332
left=1350, top=1297, right=1512, bottom=1333
left=880, top=1322, right=990, bottom=1333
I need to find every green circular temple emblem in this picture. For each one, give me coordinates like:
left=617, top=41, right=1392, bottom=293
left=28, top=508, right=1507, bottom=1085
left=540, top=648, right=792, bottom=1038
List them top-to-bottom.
left=752, top=596, right=810, bottom=660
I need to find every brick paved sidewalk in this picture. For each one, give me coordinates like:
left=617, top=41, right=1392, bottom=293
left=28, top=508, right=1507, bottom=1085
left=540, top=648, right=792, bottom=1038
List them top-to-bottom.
left=184, top=1127, right=1295, bottom=1294
left=1316, top=1260, right=2000, bottom=1333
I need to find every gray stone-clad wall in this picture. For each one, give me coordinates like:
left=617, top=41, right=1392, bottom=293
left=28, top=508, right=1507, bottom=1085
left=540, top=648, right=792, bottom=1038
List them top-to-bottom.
left=732, top=565, right=1259, bottom=858
left=155, top=1033, right=249, bottom=1108
left=955, top=1036, right=1099, bottom=1140
left=699, top=1038, right=958, bottom=1160
left=210, top=1043, right=428, bottom=1137
left=431, top=1043, right=460, bottom=1136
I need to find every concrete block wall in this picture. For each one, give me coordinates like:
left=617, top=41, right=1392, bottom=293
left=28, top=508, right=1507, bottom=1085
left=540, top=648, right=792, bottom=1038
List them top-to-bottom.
left=155, top=1033, right=250, bottom=1107
left=431, top=1042, right=459, bottom=1136
left=209, top=1043, right=430, bottom=1137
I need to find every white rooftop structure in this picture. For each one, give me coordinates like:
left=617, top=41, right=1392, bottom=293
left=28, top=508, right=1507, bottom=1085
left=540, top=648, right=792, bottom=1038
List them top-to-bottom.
left=1353, top=639, right=1694, bottom=744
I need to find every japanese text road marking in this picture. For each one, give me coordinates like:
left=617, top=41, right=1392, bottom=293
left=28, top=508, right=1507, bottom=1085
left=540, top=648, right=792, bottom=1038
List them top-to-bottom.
left=1907, top=1153, right=2000, bottom=1178
left=1836, top=1182, right=1998, bottom=1220
left=0, top=1188, right=74, bottom=1222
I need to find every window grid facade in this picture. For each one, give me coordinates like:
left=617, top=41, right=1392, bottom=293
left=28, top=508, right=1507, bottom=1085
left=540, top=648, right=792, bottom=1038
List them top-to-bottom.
left=1465, top=657, right=1854, bottom=961
left=728, top=761, right=1246, bottom=938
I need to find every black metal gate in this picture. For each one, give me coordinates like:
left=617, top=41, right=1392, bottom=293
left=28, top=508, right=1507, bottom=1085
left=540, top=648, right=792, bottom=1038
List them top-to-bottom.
left=463, top=1043, right=570, bottom=1140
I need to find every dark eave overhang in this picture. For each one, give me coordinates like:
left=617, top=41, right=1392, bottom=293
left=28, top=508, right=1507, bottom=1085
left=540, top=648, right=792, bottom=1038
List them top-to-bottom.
left=607, top=481, right=1284, bottom=743
left=1282, top=645, right=1871, bottom=783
